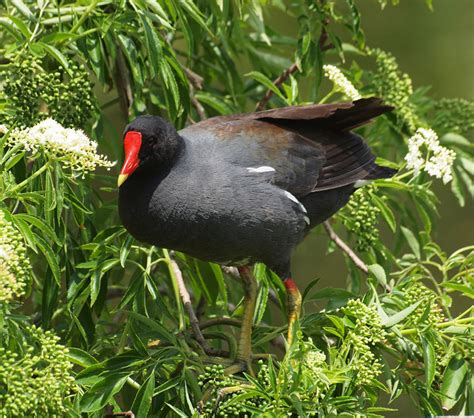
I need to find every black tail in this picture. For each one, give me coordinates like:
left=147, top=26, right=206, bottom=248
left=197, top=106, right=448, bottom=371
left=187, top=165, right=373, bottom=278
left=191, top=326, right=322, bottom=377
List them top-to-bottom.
left=322, top=98, right=394, bottom=132
left=365, top=164, right=398, bottom=180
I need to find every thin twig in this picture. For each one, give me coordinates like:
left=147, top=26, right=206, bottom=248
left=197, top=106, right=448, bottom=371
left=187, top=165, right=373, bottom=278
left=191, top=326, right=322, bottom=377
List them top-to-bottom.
left=255, top=3, right=333, bottom=112
left=115, top=49, right=133, bottom=118
left=255, top=63, right=299, bottom=111
left=182, top=65, right=206, bottom=120
left=183, top=66, right=204, bottom=89
left=190, top=84, right=206, bottom=120
left=323, top=220, right=368, bottom=274
left=168, top=256, right=217, bottom=355
left=200, top=317, right=242, bottom=329
left=103, top=411, right=135, bottom=418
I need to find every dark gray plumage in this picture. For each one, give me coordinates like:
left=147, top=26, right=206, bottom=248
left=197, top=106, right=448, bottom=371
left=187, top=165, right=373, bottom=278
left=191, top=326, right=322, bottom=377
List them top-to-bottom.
left=118, top=98, right=395, bottom=277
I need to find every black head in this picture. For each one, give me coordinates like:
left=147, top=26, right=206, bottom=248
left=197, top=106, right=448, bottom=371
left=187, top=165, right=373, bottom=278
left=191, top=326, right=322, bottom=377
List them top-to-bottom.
left=118, top=115, right=182, bottom=187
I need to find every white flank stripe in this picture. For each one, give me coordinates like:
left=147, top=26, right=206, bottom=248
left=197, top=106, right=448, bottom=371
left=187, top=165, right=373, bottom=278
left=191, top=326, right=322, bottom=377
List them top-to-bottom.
left=247, top=166, right=276, bottom=173
left=284, top=190, right=299, bottom=204
left=284, top=191, right=308, bottom=214
left=304, top=216, right=310, bottom=225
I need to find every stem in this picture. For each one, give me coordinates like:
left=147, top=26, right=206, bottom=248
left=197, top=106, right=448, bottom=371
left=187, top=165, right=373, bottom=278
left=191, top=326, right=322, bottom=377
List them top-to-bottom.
left=28, top=0, right=50, bottom=43
left=69, top=0, right=99, bottom=34
left=255, top=63, right=299, bottom=111
left=318, top=88, right=336, bottom=104
left=8, top=161, right=51, bottom=195
left=323, top=220, right=368, bottom=274
left=163, top=249, right=186, bottom=331
left=164, top=250, right=216, bottom=355
left=396, top=316, right=474, bottom=336
left=126, top=377, right=140, bottom=390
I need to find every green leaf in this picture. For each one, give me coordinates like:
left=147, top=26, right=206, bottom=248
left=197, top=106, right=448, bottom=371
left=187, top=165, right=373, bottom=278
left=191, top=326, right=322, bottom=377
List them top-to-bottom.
left=10, top=0, right=34, bottom=19
left=178, top=0, right=213, bottom=36
left=139, top=14, right=163, bottom=78
left=4, top=15, right=31, bottom=38
left=38, top=42, right=72, bottom=75
left=245, top=71, right=286, bottom=101
left=194, top=92, right=235, bottom=115
left=441, top=132, right=472, bottom=148
left=65, top=192, right=93, bottom=214
left=370, top=193, right=396, bottom=232
left=14, top=213, right=60, bottom=245
left=10, top=216, right=37, bottom=253
left=401, top=226, right=421, bottom=259
left=35, top=234, right=61, bottom=286
left=120, top=234, right=134, bottom=267
left=368, top=264, right=387, bottom=288
left=442, top=282, right=474, bottom=298
left=381, top=301, right=421, bottom=327
left=128, top=311, right=176, bottom=343
left=420, top=331, right=436, bottom=392
left=67, top=348, right=98, bottom=368
left=440, top=355, right=469, bottom=410
left=131, top=372, right=155, bottom=418
left=79, top=374, right=129, bottom=412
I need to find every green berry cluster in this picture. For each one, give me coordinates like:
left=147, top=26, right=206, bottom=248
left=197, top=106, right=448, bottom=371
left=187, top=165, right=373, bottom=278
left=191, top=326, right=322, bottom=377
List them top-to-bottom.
left=368, top=48, right=419, bottom=132
left=1, top=57, right=95, bottom=129
left=433, top=98, right=474, bottom=136
left=342, top=188, right=381, bottom=252
left=0, top=210, right=31, bottom=303
left=404, top=282, right=445, bottom=327
left=404, top=282, right=449, bottom=375
left=343, top=299, right=386, bottom=386
left=0, top=325, right=75, bottom=416
left=198, top=364, right=267, bottom=417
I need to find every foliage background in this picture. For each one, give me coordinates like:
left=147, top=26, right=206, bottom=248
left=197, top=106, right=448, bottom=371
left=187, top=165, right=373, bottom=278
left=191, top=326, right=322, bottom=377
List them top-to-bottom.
left=0, top=0, right=473, bottom=417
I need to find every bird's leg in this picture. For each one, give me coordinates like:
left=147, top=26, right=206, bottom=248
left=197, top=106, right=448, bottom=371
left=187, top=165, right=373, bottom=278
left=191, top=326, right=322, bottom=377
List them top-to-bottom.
left=229, top=265, right=258, bottom=373
left=284, top=278, right=302, bottom=346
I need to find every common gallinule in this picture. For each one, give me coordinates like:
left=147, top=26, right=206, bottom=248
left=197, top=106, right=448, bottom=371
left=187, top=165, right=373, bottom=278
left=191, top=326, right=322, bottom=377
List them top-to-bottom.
left=118, top=98, right=395, bottom=368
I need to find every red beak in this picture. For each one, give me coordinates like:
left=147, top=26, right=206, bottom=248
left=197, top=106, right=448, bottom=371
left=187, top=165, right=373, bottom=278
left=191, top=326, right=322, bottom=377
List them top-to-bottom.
left=118, top=131, right=142, bottom=187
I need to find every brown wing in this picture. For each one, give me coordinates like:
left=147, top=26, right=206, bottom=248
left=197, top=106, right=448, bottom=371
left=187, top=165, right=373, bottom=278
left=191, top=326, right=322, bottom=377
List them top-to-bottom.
left=246, top=97, right=394, bottom=192
left=182, top=98, right=393, bottom=196
left=180, top=117, right=326, bottom=196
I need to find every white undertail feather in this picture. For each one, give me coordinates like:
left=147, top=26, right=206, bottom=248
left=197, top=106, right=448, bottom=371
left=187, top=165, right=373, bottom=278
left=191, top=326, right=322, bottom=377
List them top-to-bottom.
left=283, top=191, right=309, bottom=224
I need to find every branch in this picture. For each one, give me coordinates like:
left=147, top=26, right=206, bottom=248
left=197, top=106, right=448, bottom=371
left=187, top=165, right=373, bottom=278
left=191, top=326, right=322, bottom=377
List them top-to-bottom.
left=255, top=4, right=333, bottom=112
left=115, top=49, right=133, bottom=118
left=255, top=63, right=299, bottom=111
left=182, top=65, right=206, bottom=121
left=190, top=85, right=206, bottom=120
left=323, top=220, right=368, bottom=274
left=168, top=256, right=216, bottom=355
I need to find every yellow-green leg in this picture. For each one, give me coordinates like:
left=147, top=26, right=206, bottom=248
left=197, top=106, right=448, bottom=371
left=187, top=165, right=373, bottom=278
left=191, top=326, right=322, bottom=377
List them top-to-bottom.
left=226, top=266, right=258, bottom=374
left=284, top=278, right=302, bottom=346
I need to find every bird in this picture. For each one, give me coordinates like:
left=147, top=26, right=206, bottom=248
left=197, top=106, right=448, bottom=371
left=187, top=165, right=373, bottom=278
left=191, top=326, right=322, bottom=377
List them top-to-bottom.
left=117, top=97, right=396, bottom=371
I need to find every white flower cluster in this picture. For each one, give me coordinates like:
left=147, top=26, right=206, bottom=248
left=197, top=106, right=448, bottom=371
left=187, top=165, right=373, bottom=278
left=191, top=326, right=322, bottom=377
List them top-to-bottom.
left=323, top=64, right=361, bottom=101
left=8, top=119, right=115, bottom=174
left=405, top=128, right=456, bottom=184
left=0, top=211, right=30, bottom=303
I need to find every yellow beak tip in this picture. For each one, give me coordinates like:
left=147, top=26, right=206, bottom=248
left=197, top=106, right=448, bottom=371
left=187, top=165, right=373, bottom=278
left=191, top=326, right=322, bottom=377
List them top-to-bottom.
left=117, top=174, right=128, bottom=187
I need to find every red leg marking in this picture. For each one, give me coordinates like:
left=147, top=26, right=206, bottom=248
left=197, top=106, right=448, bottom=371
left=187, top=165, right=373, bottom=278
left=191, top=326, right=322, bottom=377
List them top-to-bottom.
left=283, top=277, right=298, bottom=291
